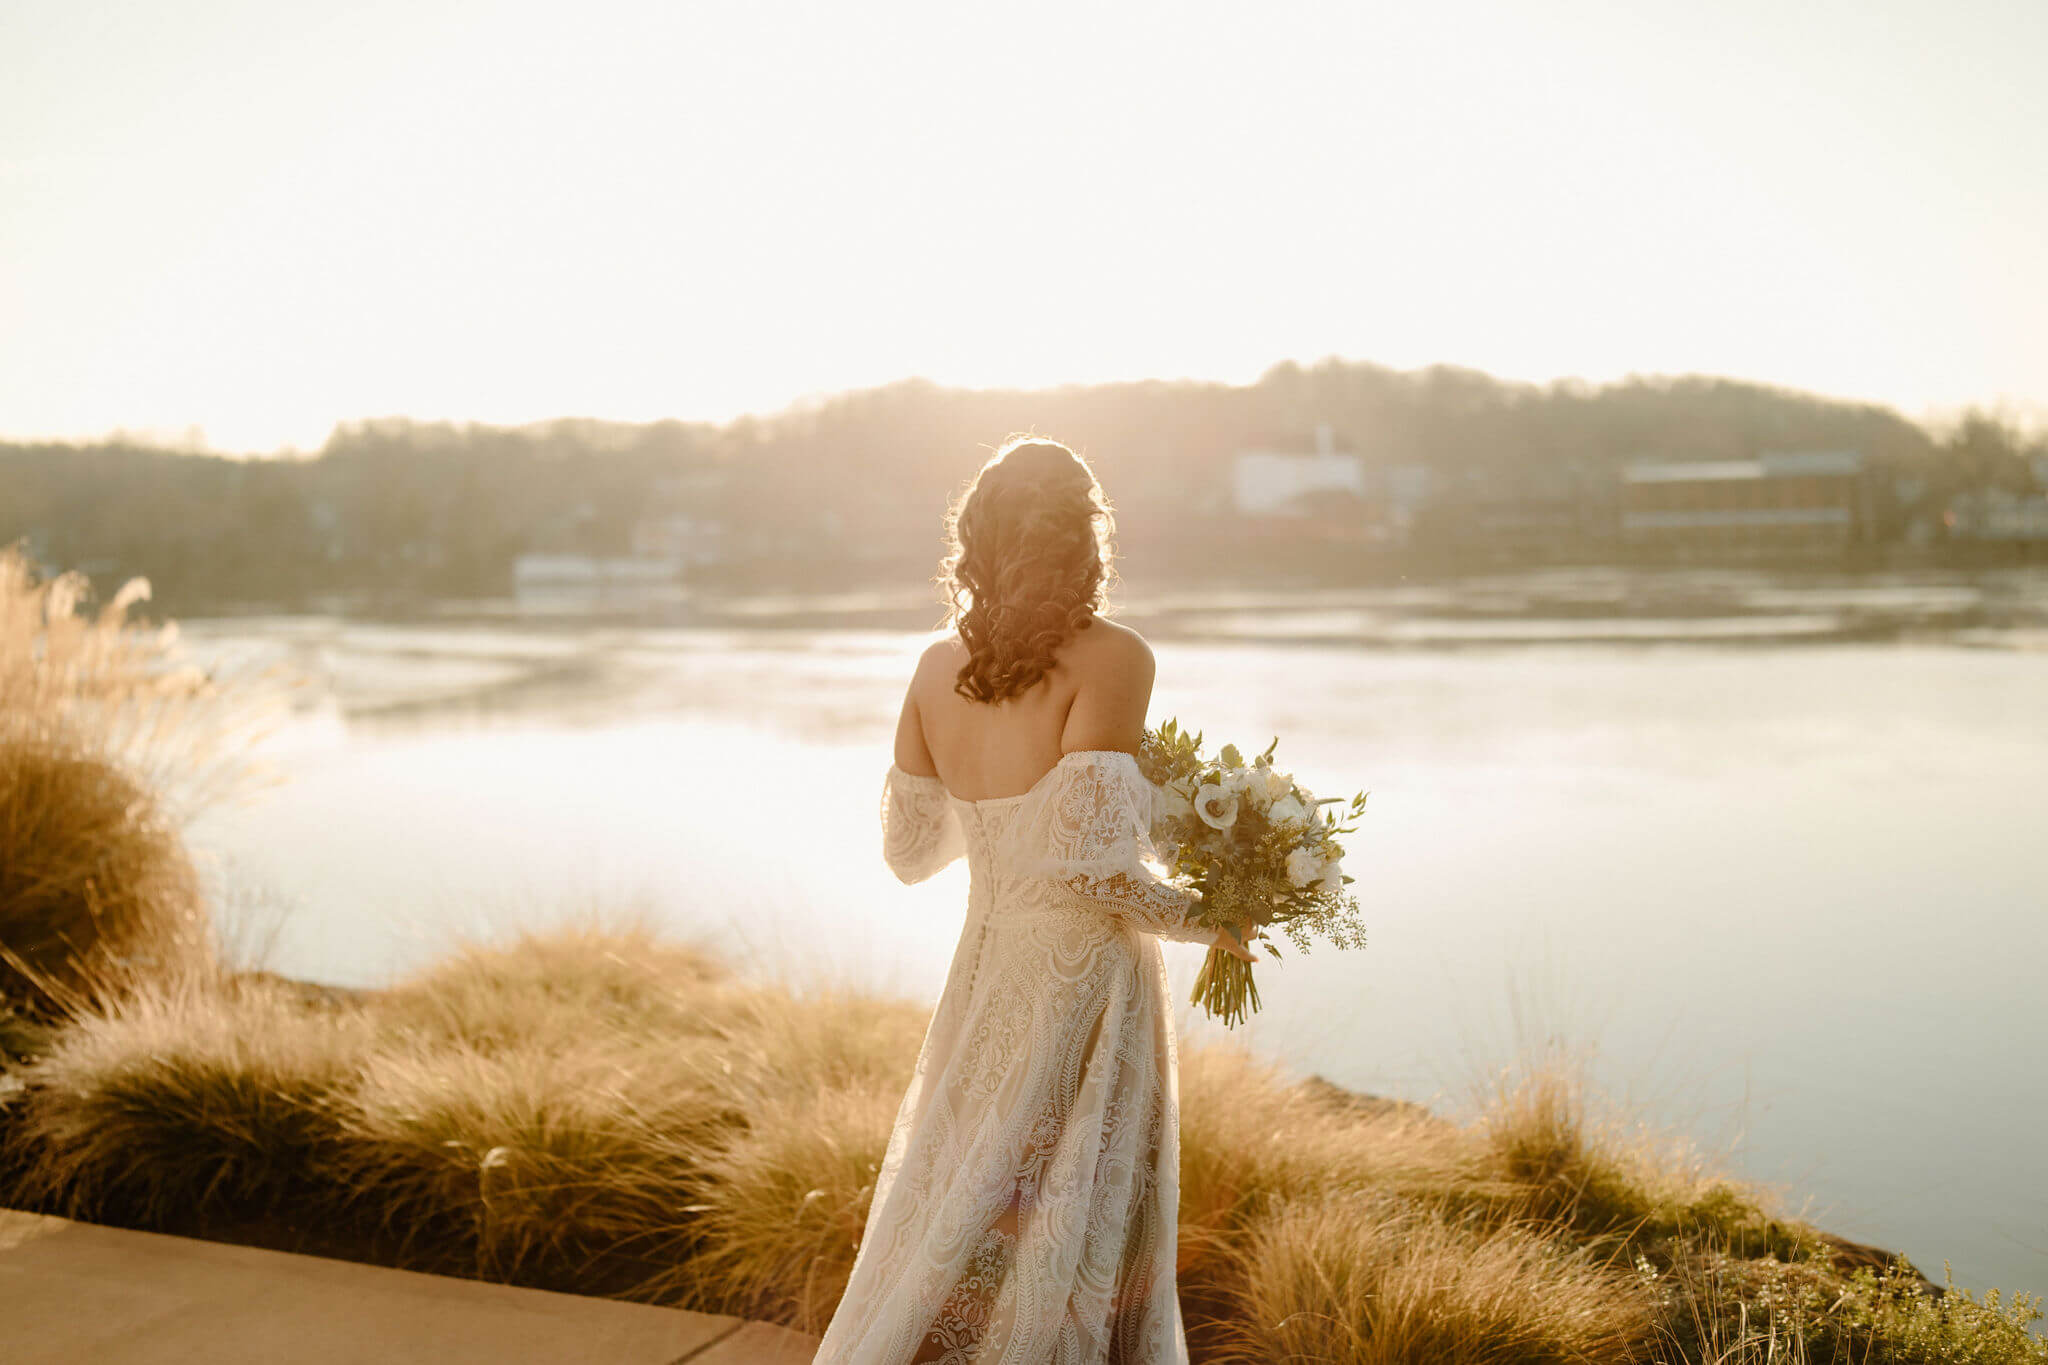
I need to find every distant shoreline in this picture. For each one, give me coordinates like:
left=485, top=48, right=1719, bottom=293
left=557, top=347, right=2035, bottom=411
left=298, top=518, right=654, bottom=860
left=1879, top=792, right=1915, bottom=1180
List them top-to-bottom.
left=172, top=562, right=2048, bottom=652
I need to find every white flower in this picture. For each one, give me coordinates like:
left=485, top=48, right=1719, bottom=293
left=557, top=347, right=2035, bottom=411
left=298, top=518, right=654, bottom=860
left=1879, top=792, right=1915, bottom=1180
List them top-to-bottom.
left=1220, top=766, right=1255, bottom=796
left=1261, top=766, right=1292, bottom=803
left=1194, top=782, right=1240, bottom=830
left=1156, top=785, right=1194, bottom=823
left=1268, top=793, right=1307, bottom=827
left=1285, top=846, right=1321, bottom=887
left=1314, top=857, right=1346, bottom=893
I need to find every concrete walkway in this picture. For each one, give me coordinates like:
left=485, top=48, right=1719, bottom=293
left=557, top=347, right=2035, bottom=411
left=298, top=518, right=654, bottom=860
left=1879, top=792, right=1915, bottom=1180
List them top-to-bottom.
left=0, top=1210, right=818, bottom=1364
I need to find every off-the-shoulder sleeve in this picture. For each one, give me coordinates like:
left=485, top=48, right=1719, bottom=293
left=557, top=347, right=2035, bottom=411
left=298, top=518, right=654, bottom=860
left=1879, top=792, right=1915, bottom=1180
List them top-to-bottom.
left=1023, top=751, right=1211, bottom=944
left=880, top=764, right=966, bottom=884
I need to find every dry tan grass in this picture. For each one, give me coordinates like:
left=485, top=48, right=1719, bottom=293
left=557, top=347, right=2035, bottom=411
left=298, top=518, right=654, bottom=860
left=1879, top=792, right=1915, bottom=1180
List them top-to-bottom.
left=0, top=544, right=296, bottom=1015
left=0, top=544, right=290, bottom=818
left=4, top=548, right=2035, bottom=1360
left=0, top=737, right=211, bottom=1013
left=1, top=921, right=927, bottom=1306
left=10, top=921, right=2036, bottom=1363
left=376, top=922, right=729, bottom=1052
left=330, top=924, right=749, bottom=1288
left=9, top=973, right=370, bottom=1221
left=706, top=983, right=929, bottom=1098
left=329, top=1034, right=738, bottom=1286
left=1179, top=1045, right=1495, bottom=1235
left=1476, top=1045, right=1814, bottom=1263
left=677, top=1083, right=906, bottom=1330
left=1214, top=1192, right=1659, bottom=1365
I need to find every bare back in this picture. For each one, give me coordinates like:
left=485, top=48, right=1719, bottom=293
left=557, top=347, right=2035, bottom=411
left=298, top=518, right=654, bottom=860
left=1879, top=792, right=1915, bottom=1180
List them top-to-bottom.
left=892, top=617, right=1158, bottom=802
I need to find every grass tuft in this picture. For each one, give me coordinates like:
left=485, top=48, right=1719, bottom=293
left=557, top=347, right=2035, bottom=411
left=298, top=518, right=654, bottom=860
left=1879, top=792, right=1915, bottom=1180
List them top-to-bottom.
left=0, top=543, right=296, bottom=1016
left=0, top=737, right=211, bottom=1015
left=3, top=920, right=2040, bottom=1363
left=377, top=922, right=728, bottom=1053
left=9, top=974, right=367, bottom=1223
left=329, top=1035, right=737, bottom=1288
left=1478, top=1045, right=1817, bottom=1264
left=677, top=1084, right=905, bottom=1330
left=1215, top=1192, right=1659, bottom=1365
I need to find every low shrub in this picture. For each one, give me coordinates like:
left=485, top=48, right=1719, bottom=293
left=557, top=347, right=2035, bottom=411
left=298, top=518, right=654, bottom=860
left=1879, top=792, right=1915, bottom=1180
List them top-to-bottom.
left=0, top=544, right=293, bottom=1015
left=0, top=737, right=210, bottom=1015
left=9, top=975, right=365, bottom=1223
left=330, top=1034, right=738, bottom=1289
left=676, top=1084, right=905, bottom=1330
left=1656, top=1254, right=2048, bottom=1365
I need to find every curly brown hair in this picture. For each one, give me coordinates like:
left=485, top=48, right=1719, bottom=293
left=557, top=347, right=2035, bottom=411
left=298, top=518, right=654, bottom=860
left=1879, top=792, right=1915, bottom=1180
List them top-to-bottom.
left=940, top=436, right=1117, bottom=704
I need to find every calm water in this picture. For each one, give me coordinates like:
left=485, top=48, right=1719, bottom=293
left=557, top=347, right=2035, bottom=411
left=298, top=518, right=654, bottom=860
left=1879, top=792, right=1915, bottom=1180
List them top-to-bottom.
left=183, top=600, right=2048, bottom=1302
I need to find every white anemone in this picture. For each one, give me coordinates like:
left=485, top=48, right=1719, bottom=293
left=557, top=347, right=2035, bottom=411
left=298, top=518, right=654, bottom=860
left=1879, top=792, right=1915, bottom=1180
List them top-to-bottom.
left=1193, top=782, right=1240, bottom=830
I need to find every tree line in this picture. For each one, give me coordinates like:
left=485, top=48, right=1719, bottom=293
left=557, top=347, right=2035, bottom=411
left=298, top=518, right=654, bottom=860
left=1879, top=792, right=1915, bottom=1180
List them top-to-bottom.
left=3, top=360, right=2041, bottom=612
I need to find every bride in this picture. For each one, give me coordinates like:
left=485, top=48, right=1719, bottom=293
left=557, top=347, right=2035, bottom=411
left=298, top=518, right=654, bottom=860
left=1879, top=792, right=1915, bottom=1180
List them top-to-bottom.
left=814, top=437, right=1256, bottom=1363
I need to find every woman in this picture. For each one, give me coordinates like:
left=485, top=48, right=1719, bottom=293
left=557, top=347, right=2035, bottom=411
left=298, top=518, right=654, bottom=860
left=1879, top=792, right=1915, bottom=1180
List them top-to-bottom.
left=814, top=437, right=1255, bottom=1363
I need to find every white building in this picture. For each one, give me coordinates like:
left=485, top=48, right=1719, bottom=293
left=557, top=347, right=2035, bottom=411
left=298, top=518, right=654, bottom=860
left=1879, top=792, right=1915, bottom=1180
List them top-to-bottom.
left=1232, top=426, right=1365, bottom=517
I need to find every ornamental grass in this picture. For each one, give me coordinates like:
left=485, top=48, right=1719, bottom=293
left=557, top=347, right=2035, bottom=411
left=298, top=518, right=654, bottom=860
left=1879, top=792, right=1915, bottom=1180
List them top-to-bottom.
left=6, top=921, right=2041, bottom=1362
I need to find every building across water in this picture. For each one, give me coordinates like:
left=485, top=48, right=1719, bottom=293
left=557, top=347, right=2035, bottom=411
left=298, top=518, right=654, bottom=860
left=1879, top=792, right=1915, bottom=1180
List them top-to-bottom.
left=1230, top=426, right=1434, bottom=549
left=1620, top=451, right=1871, bottom=556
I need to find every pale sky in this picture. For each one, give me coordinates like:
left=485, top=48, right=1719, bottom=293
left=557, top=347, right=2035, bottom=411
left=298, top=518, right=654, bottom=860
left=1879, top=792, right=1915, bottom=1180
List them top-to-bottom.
left=3, top=0, right=2044, bottom=453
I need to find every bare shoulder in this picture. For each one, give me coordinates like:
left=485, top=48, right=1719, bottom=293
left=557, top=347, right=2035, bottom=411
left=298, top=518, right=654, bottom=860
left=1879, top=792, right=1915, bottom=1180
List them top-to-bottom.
left=1062, top=617, right=1155, bottom=683
left=1058, top=618, right=1157, bottom=754
left=912, top=633, right=969, bottom=692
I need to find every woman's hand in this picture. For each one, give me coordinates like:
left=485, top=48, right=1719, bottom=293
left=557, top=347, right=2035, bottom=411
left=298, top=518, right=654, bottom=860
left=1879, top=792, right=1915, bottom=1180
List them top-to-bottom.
left=1212, top=923, right=1259, bottom=964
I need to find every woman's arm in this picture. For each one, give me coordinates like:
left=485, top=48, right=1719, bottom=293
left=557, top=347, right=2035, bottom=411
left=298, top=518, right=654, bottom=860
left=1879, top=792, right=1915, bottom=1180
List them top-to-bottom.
left=1043, top=630, right=1255, bottom=962
left=894, top=638, right=958, bottom=777
left=879, top=644, right=962, bottom=883
left=892, top=684, right=939, bottom=778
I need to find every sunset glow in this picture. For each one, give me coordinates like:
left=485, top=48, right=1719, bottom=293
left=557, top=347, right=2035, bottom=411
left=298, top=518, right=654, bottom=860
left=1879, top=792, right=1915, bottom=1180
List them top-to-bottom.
left=3, top=0, right=2044, bottom=451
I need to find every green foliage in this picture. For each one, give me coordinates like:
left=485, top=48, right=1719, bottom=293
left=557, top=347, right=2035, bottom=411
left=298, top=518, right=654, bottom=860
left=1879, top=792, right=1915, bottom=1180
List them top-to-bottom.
left=1659, top=1256, right=2048, bottom=1365
left=1842, top=1263, right=2047, bottom=1365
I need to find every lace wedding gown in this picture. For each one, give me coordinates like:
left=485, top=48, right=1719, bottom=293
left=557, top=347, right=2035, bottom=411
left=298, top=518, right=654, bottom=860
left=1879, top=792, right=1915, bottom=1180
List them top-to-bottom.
left=814, top=749, right=1213, bottom=1364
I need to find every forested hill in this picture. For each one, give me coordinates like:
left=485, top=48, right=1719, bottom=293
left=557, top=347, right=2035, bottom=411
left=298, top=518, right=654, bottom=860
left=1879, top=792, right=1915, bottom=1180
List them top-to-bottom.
left=3, top=360, right=2040, bottom=611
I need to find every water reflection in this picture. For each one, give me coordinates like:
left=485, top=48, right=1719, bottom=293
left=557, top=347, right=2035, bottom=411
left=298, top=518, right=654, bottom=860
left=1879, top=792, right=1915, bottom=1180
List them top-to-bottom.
left=182, top=603, right=2048, bottom=1307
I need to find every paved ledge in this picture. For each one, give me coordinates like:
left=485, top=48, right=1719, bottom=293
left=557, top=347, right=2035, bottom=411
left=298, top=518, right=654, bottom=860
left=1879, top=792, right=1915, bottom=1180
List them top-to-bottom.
left=0, top=1210, right=817, bottom=1364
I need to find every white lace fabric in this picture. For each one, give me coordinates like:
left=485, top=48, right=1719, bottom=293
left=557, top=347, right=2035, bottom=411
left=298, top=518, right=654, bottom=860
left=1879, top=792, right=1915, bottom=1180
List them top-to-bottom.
left=818, top=750, right=1203, bottom=1363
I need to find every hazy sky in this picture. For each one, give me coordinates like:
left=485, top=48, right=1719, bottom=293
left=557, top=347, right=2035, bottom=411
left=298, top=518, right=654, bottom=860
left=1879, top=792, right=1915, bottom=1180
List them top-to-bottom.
left=3, top=0, right=2044, bottom=452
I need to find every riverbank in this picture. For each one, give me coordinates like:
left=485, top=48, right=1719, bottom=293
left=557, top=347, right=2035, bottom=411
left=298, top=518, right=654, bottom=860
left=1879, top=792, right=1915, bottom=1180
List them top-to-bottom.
left=5, top=546, right=2043, bottom=1360
left=2, top=924, right=2041, bottom=1363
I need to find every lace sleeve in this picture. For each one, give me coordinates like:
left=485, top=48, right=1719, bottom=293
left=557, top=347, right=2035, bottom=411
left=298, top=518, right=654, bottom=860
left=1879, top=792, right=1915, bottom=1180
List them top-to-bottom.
left=1026, top=751, right=1212, bottom=944
left=880, top=764, right=966, bottom=884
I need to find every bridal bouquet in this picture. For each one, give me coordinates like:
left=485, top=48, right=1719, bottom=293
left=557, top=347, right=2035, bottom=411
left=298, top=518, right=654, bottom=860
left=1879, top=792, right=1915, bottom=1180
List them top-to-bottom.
left=1138, top=719, right=1368, bottom=1027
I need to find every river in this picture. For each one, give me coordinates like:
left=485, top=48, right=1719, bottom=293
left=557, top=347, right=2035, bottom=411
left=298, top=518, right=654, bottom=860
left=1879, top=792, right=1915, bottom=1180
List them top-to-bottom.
left=181, top=573, right=2048, bottom=1304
